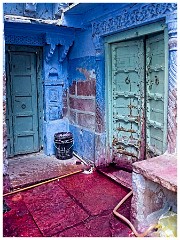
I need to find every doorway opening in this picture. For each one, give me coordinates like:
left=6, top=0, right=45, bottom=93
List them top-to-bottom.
left=105, top=22, right=168, bottom=168
left=5, top=45, right=43, bottom=157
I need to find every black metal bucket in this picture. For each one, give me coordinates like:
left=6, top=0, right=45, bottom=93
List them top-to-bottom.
left=54, top=132, right=73, bottom=160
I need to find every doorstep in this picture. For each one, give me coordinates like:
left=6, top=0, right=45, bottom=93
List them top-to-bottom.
left=133, top=153, right=177, bottom=192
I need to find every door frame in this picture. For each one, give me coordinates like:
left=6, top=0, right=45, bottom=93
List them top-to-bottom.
left=105, top=20, right=169, bottom=161
left=5, top=45, right=43, bottom=157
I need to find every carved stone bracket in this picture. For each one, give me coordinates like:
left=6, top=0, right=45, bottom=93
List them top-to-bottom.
left=45, top=33, right=74, bottom=63
left=45, top=43, right=56, bottom=63
left=58, top=44, right=73, bottom=63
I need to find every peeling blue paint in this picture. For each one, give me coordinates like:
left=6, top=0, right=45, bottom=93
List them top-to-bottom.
left=68, top=56, right=96, bottom=85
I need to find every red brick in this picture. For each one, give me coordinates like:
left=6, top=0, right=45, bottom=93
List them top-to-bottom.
left=77, top=80, right=96, bottom=96
left=69, top=81, right=76, bottom=95
left=62, top=91, right=68, bottom=108
left=69, top=97, right=95, bottom=112
left=62, top=107, right=68, bottom=117
left=69, top=110, right=77, bottom=124
left=77, top=113, right=95, bottom=130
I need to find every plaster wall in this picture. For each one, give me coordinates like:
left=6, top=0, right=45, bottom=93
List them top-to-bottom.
left=67, top=28, right=97, bottom=162
left=131, top=172, right=177, bottom=232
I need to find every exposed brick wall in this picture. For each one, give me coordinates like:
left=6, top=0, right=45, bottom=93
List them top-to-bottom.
left=67, top=57, right=97, bottom=162
left=67, top=78, right=96, bottom=131
left=77, top=79, right=96, bottom=96
left=62, top=89, right=68, bottom=117
left=77, top=113, right=95, bottom=131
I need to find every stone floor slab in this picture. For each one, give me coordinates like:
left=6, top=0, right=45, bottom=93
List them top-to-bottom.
left=8, top=152, right=86, bottom=189
left=3, top=170, right=132, bottom=237
left=58, top=171, right=129, bottom=216
left=21, top=180, right=89, bottom=236
left=3, top=194, right=42, bottom=237
left=54, top=214, right=112, bottom=237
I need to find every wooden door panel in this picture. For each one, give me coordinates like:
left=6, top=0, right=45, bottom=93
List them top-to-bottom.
left=146, top=33, right=165, bottom=157
left=111, top=39, right=145, bottom=166
left=8, top=51, right=39, bottom=155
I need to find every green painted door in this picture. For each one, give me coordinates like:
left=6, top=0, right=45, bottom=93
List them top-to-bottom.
left=110, top=32, right=167, bottom=166
left=146, top=33, right=166, bottom=158
left=111, top=39, right=145, bottom=167
left=6, top=49, right=39, bottom=156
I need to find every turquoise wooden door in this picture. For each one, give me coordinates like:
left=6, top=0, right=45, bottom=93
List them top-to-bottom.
left=109, top=32, right=167, bottom=166
left=146, top=33, right=167, bottom=157
left=111, top=39, right=145, bottom=167
left=6, top=49, right=39, bottom=156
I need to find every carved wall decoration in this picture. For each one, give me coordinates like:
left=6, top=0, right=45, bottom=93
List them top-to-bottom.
left=92, top=3, right=177, bottom=38
left=166, top=12, right=177, bottom=153
left=5, top=33, right=45, bottom=46
left=45, top=33, right=74, bottom=63
left=45, top=43, right=56, bottom=63
left=48, top=67, right=59, bottom=80
left=44, top=85, right=63, bottom=121
left=49, top=89, right=59, bottom=102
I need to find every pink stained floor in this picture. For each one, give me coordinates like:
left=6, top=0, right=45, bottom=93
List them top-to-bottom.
left=3, top=170, right=133, bottom=237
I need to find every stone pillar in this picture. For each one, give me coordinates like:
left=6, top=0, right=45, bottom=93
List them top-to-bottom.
left=166, top=11, right=177, bottom=154
left=43, top=34, right=74, bottom=155
left=92, top=35, right=107, bottom=167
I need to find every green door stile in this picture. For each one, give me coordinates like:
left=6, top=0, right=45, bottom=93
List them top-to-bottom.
left=105, top=22, right=168, bottom=167
left=146, top=33, right=166, bottom=157
left=6, top=45, right=42, bottom=157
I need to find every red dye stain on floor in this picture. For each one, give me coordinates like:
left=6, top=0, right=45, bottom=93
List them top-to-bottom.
left=3, top=170, right=132, bottom=237
left=58, top=171, right=129, bottom=216
left=3, top=194, right=42, bottom=237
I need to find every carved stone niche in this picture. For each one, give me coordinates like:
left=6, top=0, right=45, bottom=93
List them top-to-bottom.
left=45, top=33, right=74, bottom=63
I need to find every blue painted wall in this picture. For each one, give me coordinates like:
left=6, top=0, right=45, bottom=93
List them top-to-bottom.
left=3, top=3, right=69, bottom=20
left=4, top=20, right=74, bottom=156
left=67, top=28, right=96, bottom=162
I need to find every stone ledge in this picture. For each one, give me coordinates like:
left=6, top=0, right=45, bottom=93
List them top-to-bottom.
left=133, top=154, right=177, bottom=192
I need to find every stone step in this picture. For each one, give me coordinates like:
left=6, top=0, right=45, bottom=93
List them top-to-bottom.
left=97, top=166, right=132, bottom=190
